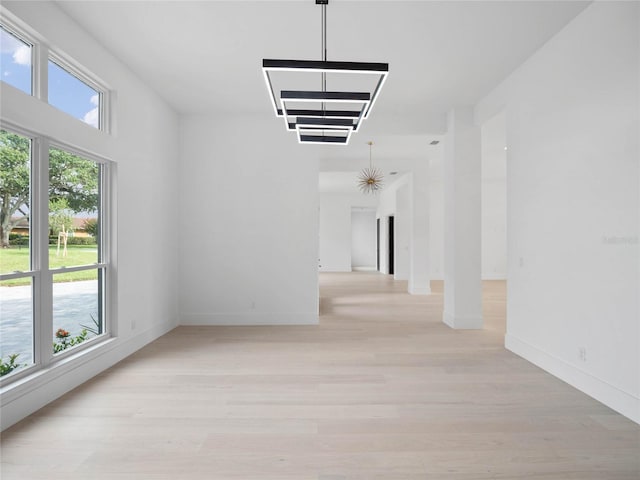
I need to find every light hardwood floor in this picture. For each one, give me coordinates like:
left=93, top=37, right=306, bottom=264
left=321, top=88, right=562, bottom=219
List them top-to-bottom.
left=1, top=273, right=638, bottom=479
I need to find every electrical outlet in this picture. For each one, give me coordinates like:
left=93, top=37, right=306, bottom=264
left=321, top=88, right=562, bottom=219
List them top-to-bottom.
left=519, top=257, right=524, bottom=267
left=131, top=319, right=136, bottom=330
left=578, top=347, right=587, bottom=362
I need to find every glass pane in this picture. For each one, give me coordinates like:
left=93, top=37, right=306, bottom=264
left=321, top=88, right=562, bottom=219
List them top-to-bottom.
left=0, top=26, right=32, bottom=95
left=48, top=60, right=100, bottom=129
left=0, top=129, right=31, bottom=274
left=49, top=148, right=100, bottom=267
left=53, top=269, right=104, bottom=355
left=0, top=278, right=34, bottom=376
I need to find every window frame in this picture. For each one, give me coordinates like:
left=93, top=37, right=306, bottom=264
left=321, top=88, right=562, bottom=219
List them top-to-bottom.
left=0, top=7, right=115, bottom=389
left=0, top=16, right=110, bottom=133
left=0, top=22, right=34, bottom=96
left=47, top=52, right=108, bottom=132
left=0, top=124, right=114, bottom=385
left=0, top=125, right=37, bottom=381
left=47, top=140, right=111, bottom=361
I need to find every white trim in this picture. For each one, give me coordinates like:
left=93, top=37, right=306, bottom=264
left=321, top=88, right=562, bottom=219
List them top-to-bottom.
left=0, top=9, right=111, bottom=134
left=0, top=16, right=36, bottom=96
left=47, top=51, right=110, bottom=133
left=0, top=125, right=114, bottom=389
left=49, top=139, right=111, bottom=165
left=49, top=263, right=106, bottom=275
left=352, top=266, right=376, bottom=272
left=0, top=271, right=33, bottom=281
left=482, top=274, right=507, bottom=280
left=408, top=285, right=431, bottom=295
left=442, top=311, right=483, bottom=329
left=181, top=312, right=319, bottom=326
left=0, top=321, right=175, bottom=431
left=505, top=333, right=640, bottom=425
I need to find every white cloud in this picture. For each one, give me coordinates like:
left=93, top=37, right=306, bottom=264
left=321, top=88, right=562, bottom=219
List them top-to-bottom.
left=0, top=30, right=21, bottom=54
left=12, top=45, right=31, bottom=66
left=90, top=94, right=99, bottom=106
left=83, top=107, right=99, bottom=128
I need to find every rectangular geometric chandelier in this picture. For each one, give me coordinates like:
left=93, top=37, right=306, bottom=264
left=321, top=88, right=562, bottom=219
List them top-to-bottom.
left=262, top=0, right=388, bottom=145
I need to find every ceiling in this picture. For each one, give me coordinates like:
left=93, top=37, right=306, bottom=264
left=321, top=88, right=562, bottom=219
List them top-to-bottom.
left=54, top=0, right=587, bottom=190
left=56, top=1, right=588, bottom=122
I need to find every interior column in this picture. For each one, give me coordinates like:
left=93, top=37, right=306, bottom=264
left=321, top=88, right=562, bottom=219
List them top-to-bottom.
left=443, top=107, right=483, bottom=328
left=409, top=165, right=431, bottom=294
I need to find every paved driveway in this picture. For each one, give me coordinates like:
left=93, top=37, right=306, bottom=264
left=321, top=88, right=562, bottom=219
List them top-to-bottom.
left=0, top=280, right=98, bottom=363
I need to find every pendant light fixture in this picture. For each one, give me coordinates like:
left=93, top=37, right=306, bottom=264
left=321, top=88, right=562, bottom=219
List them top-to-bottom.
left=262, top=0, right=388, bottom=145
left=358, top=141, right=384, bottom=194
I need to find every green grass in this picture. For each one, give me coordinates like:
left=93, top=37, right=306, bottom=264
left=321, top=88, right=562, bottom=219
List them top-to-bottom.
left=0, top=245, right=99, bottom=286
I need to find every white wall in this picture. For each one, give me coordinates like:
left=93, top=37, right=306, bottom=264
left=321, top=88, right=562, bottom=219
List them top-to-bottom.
left=477, top=1, right=639, bottom=423
left=0, top=2, right=180, bottom=430
left=481, top=112, right=507, bottom=280
left=179, top=115, right=319, bottom=325
left=427, top=145, right=506, bottom=282
left=429, top=166, right=444, bottom=280
left=395, top=185, right=410, bottom=280
left=319, top=193, right=377, bottom=272
left=320, top=195, right=351, bottom=272
left=351, top=209, right=377, bottom=269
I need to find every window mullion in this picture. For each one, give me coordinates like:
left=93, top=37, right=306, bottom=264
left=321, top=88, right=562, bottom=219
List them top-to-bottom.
left=35, top=41, right=48, bottom=102
left=34, top=137, right=52, bottom=367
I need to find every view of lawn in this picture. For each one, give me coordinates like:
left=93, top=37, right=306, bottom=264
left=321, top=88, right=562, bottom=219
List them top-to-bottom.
left=0, top=245, right=98, bottom=286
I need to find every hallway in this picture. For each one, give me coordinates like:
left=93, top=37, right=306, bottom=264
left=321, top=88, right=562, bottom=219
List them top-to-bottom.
left=1, top=272, right=638, bottom=479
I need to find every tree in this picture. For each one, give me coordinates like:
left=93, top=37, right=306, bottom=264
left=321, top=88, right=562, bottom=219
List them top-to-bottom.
left=0, top=130, right=99, bottom=248
left=0, top=130, right=30, bottom=248
left=48, top=148, right=99, bottom=212
left=49, top=198, right=74, bottom=236
left=83, top=218, right=98, bottom=237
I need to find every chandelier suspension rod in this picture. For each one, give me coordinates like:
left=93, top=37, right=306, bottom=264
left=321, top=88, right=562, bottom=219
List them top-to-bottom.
left=321, top=2, right=327, bottom=114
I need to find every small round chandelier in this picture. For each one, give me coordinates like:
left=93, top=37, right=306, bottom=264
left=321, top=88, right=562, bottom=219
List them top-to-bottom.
left=358, top=141, right=384, bottom=194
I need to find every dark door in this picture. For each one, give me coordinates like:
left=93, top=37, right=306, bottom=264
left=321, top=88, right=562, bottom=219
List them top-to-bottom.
left=388, top=216, right=394, bottom=275
left=376, top=218, right=380, bottom=271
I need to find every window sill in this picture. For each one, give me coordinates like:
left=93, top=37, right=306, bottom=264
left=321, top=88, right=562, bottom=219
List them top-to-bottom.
left=0, top=335, right=118, bottom=406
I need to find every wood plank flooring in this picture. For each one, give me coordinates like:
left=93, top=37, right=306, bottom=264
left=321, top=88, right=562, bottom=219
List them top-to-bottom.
left=1, top=272, right=638, bottom=479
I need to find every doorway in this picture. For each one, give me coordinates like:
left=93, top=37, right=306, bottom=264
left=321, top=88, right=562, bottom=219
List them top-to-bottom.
left=351, top=208, right=377, bottom=271
left=388, top=215, right=394, bottom=275
left=376, top=218, right=380, bottom=271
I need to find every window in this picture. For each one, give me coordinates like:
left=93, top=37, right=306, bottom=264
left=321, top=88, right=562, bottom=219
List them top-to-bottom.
left=0, top=13, right=112, bottom=383
left=1, top=20, right=107, bottom=131
left=0, top=25, right=32, bottom=95
left=48, top=60, right=101, bottom=129
left=0, top=129, right=111, bottom=379
left=0, top=130, right=34, bottom=374
left=49, top=147, right=105, bottom=353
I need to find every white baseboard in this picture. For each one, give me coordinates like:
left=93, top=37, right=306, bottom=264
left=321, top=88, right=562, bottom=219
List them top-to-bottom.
left=319, top=265, right=351, bottom=272
left=353, top=266, right=376, bottom=272
left=482, top=274, right=507, bottom=280
left=409, top=285, right=431, bottom=295
left=443, top=311, right=483, bottom=329
left=181, top=312, right=319, bottom=326
left=1, top=320, right=175, bottom=431
left=505, top=333, right=639, bottom=425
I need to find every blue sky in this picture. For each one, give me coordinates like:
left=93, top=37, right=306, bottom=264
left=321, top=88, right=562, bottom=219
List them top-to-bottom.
left=0, top=27, right=31, bottom=95
left=1, top=27, right=99, bottom=129
left=48, top=61, right=99, bottom=128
